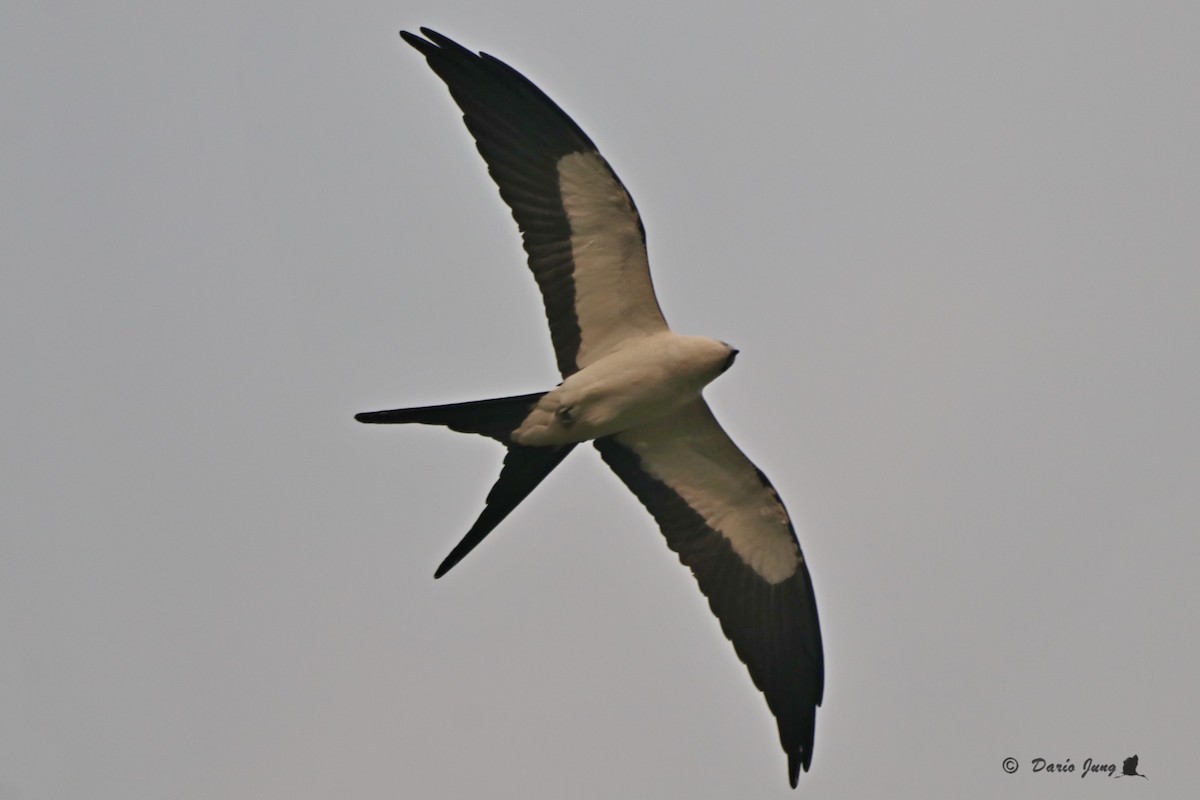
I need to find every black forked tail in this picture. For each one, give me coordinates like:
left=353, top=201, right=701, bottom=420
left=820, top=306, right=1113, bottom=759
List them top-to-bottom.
left=355, top=391, right=545, bottom=444
left=356, top=391, right=572, bottom=577
left=434, top=443, right=576, bottom=577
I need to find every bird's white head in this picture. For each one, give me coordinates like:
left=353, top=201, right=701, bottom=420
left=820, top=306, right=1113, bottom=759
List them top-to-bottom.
left=673, top=335, right=739, bottom=384
left=719, top=341, right=740, bottom=374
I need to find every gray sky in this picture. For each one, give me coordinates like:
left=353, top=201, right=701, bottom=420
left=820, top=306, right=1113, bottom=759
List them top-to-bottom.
left=4, top=2, right=1198, bottom=798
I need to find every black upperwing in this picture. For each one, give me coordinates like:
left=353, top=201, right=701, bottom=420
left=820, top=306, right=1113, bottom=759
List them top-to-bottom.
left=400, top=29, right=668, bottom=377
left=594, top=401, right=824, bottom=787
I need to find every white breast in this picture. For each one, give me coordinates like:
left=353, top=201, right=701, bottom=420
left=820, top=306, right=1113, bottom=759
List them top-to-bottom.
left=511, top=332, right=733, bottom=446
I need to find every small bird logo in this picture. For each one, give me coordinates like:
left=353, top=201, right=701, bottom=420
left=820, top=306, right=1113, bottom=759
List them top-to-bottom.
left=1117, top=754, right=1148, bottom=779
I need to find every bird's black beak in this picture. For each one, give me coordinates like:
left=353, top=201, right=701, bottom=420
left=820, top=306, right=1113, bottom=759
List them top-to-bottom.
left=722, top=348, right=740, bottom=372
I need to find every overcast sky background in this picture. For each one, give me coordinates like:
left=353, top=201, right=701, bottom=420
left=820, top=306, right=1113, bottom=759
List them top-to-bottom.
left=4, top=2, right=1199, bottom=799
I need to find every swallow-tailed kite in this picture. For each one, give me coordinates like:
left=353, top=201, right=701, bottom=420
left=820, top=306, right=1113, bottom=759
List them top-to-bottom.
left=357, top=28, right=824, bottom=787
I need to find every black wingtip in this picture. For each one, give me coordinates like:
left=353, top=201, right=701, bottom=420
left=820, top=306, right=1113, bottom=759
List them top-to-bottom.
left=399, top=28, right=439, bottom=57
left=400, top=28, right=464, bottom=53
left=355, top=410, right=404, bottom=424
left=434, top=538, right=471, bottom=578
left=787, top=740, right=815, bottom=788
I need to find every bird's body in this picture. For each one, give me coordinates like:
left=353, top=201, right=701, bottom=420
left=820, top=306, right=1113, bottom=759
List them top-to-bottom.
left=358, top=28, right=824, bottom=787
left=512, top=332, right=736, bottom=446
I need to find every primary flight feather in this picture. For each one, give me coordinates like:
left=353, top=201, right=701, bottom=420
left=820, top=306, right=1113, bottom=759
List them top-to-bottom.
left=357, top=28, right=824, bottom=787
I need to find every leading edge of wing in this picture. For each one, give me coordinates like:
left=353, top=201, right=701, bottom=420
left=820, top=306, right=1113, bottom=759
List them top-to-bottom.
left=400, top=29, right=668, bottom=377
left=593, top=402, right=824, bottom=786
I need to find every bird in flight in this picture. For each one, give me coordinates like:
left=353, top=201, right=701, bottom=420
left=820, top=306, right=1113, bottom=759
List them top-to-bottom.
left=358, top=28, right=824, bottom=787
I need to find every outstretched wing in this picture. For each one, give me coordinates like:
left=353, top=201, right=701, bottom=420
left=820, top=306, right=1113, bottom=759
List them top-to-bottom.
left=401, top=28, right=669, bottom=378
left=594, top=401, right=824, bottom=787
